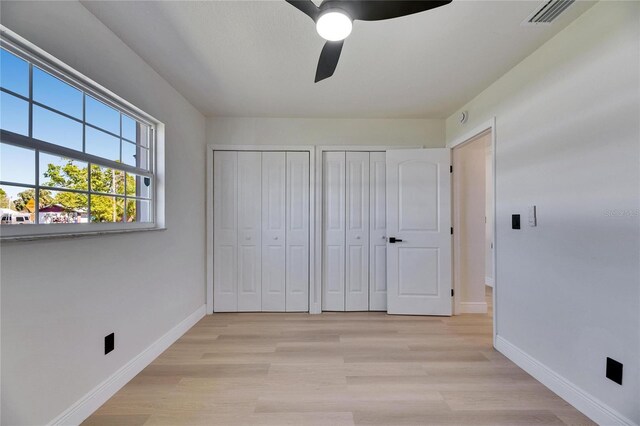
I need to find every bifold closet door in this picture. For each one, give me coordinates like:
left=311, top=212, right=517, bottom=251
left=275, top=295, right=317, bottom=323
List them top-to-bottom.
left=213, top=151, right=238, bottom=312
left=237, top=152, right=262, bottom=311
left=261, top=152, right=286, bottom=311
left=286, top=152, right=310, bottom=312
left=322, top=152, right=346, bottom=311
left=345, top=152, right=370, bottom=311
left=369, top=152, right=387, bottom=311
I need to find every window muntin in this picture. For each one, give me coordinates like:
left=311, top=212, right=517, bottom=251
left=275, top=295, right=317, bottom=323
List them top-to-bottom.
left=0, top=42, right=157, bottom=235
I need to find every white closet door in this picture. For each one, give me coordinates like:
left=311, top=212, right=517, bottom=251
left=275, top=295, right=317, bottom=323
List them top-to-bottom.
left=214, top=151, right=238, bottom=312
left=237, top=152, right=262, bottom=311
left=261, top=152, right=286, bottom=311
left=286, top=152, right=310, bottom=312
left=322, top=152, right=346, bottom=311
left=345, top=152, right=370, bottom=311
left=369, top=152, right=387, bottom=311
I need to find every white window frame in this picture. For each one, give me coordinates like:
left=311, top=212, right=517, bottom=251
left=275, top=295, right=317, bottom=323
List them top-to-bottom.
left=0, top=26, right=165, bottom=241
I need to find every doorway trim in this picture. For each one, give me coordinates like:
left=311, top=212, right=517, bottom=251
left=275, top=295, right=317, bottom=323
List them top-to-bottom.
left=447, top=118, right=497, bottom=346
left=206, top=144, right=316, bottom=315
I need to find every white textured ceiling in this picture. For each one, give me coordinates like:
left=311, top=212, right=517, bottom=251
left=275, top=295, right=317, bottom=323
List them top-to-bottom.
left=81, top=0, right=594, bottom=118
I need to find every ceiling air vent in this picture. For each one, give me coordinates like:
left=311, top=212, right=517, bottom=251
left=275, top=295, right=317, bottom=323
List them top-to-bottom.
left=523, top=0, right=575, bottom=25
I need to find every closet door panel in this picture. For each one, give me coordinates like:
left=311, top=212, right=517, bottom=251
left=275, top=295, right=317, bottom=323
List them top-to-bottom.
left=214, top=151, right=238, bottom=312
left=237, top=152, right=262, bottom=311
left=261, top=152, right=286, bottom=311
left=286, top=152, right=310, bottom=311
left=322, top=152, right=346, bottom=311
left=345, top=152, right=370, bottom=311
left=369, top=152, right=387, bottom=311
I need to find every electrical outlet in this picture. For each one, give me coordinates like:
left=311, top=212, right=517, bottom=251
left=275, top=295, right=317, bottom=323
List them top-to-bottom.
left=512, top=214, right=521, bottom=230
left=105, top=333, right=115, bottom=355
left=606, top=357, right=623, bottom=385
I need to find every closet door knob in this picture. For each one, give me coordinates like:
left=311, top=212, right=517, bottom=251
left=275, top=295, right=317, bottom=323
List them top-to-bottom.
left=356, top=235, right=361, bottom=240
left=246, top=236, right=251, bottom=241
left=274, top=236, right=279, bottom=240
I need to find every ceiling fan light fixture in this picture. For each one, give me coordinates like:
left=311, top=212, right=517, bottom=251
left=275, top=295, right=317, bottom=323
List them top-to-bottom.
left=316, top=10, right=352, bottom=41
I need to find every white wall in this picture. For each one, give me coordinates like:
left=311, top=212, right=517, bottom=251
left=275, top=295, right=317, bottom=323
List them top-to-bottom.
left=0, top=2, right=207, bottom=425
left=446, top=2, right=639, bottom=424
left=207, top=117, right=445, bottom=148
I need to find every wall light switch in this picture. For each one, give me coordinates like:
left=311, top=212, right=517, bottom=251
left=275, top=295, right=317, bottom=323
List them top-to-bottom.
left=528, top=205, right=537, bottom=227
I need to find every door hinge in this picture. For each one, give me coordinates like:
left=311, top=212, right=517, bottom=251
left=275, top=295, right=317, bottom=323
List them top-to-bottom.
left=450, top=165, right=453, bottom=173
left=450, top=227, right=453, bottom=235
left=451, top=289, right=455, bottom=297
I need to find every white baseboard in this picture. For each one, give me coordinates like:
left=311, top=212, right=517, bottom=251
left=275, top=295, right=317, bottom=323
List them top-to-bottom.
left=485, top=277, right=494, bottom=287
left=459, top=301, right=488, bottom=314
left=48, top=305, right=206, bottom=426
left=495, top=336, right=636, bottom=426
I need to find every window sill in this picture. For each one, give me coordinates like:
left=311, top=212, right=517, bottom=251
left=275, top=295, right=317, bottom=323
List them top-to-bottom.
left=0, top=226, right=166, bottom=243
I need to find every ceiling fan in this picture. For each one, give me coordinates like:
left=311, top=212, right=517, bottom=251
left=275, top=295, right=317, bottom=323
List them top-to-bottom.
left=285, top=0, right=453, bottom=82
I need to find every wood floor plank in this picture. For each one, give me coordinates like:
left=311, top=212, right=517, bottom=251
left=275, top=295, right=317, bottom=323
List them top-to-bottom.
left=83, top=288, right=594, bottom=425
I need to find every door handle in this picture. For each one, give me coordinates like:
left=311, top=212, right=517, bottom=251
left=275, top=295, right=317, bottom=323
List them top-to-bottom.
left=389, top=237, right=403, bottom=243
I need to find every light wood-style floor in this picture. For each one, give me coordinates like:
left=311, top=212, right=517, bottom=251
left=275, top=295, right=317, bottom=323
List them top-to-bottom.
left=84, top=288, right=593, bottom=425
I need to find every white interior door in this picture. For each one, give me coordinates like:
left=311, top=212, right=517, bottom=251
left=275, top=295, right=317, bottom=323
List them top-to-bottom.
left=386, top=148, right=452, bottom=316
left=213, top=151, right=238, bottom=312
left=237, top=152, right=262, bottom=311
left=261, top=152, right=286, bottom=311
left=286, top=152, right=310, bottom=312
left=322, top=152, right=346, bottom=311
left=345, top=152, right=369, bottom=311
left=369, top=152, right=387, bottom=311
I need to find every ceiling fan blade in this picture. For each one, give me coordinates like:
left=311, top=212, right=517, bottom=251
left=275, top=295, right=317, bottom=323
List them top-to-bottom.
left=285, top=0, right=320, bottom=21
left=335, top=0, right=452, bottom=22
left=315, top=40, right=344, bottom=82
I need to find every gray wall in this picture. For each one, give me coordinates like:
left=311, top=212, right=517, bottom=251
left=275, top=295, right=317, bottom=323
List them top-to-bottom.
left=0, top=2, right=207, bottom=424
left=447, top=2, right=639, bottom=423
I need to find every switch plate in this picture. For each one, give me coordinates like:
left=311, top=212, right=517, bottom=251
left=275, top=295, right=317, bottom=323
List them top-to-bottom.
left=528, top=205, right=537, bottom=227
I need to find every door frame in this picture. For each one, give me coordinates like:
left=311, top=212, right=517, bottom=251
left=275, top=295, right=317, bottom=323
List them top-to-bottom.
left=447, top=118, right=497, bottom=347
left=206, top=145, right=316, bottom=314
left=314, top=145, right=422, bottom=313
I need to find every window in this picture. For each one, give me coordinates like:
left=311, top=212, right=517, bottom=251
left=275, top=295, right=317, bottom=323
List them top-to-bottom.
left=0, top=34, right=161, bottom=239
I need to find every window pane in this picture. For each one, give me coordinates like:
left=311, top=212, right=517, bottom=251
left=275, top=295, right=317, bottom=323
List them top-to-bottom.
left=0, top=49, right=29, bottom=97
left=33, top=67, right=82, bottom=118
left=0, top=92, right=29, bottom=135
left=86, top=96, right=120, bottom=135
left=33, top=106, right=83, bottom=151
left=121, top=115, right=136, bottom=142
left=122, top=115, right=149, bottom=147
left=138, top=123, right=149, bottom=148
left=85, top=126, right=120, bottom=161
left=122, top=141, right=149, bottom=169
left=0, top=143, right=35, bottom=184
left=39, top=152, right=88, bottom=191
left=90, top=164, right=125, bottom=195
left=126, top=172, right=152, bottom=199
left=1, top=184, right=35, bottom=224
left=39, top=189, right=88, bottom=224
left=90, top=194, right=124, bottom=223
left=126, top=198, right=151, bottom=223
